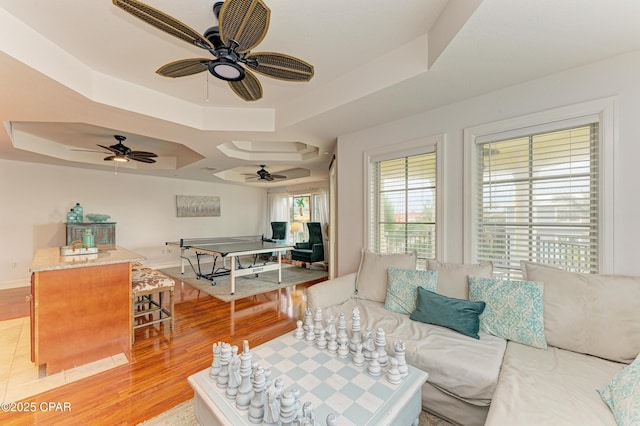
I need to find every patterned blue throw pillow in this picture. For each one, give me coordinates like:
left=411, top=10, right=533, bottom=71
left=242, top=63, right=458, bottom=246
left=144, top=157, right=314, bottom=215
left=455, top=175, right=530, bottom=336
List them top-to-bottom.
left=384, top=268, right=438, bottom=314
left=469, top=276, right=547, bottom=349
left=598, top=353, right=640, bottom=425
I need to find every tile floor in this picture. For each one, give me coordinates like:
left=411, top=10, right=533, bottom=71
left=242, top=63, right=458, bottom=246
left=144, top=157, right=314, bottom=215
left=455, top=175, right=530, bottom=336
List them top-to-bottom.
left=0, top=316, right=128, bottom=403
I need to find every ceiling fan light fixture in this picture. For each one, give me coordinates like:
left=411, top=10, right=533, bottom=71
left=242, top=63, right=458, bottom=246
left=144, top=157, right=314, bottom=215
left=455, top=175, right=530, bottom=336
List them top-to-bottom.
left=208, top=58, right=245, bottom=81
left=112, top=156, right=129, bottom=163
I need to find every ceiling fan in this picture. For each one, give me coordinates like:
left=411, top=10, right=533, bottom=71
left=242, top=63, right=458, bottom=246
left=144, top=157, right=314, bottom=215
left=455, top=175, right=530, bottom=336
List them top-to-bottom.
left=112, top=0, right=315, bottom=101
left=98, top=135, right=158, bottom=163
left=245, top=165, right=286, bottom=181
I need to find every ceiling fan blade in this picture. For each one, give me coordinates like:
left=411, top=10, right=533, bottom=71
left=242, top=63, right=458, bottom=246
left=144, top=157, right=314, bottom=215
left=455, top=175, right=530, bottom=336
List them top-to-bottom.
left=113, top=0, right=214, bottom=50
left=219, top=0, right=270, bottom=53
left=245, top=52, right=314, bottom=82
left=156, top=59, right=210, bottom=78
left=228, top=68, right=262, bottom=101
left=98, top=144, right=122, bottom=155
left=130, top=150, right=158, bottom=157
left=130, top=156, right=157, bottom=163
left=270, top=174, right=286, bottom=179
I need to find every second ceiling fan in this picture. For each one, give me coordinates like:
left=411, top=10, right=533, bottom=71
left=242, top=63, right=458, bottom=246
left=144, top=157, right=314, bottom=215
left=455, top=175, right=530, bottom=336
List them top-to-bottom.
left=112, top=0, right=315, bottom=101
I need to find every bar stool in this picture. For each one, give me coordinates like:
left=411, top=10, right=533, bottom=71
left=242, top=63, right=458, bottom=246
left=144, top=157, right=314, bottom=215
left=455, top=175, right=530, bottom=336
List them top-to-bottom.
left=131, top=263, right=175, bottom=343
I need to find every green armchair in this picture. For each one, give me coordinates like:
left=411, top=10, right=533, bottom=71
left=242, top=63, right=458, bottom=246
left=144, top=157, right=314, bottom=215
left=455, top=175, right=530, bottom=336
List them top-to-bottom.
left=263, top=221, right=288, bottom=243
left=291, top=222, right=324, bottom=265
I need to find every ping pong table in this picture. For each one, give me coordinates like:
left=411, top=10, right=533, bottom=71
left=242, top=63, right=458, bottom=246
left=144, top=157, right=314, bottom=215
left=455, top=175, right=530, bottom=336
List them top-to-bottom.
left=165, top=236, right=294, bottom=295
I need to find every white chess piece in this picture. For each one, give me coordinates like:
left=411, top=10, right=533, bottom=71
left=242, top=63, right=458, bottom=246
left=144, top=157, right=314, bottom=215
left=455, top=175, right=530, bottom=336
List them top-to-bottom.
left=349, top=306, right=362, bottom=354
left=314, top=307, right=324, bottom=339
left=337, top=313, right=348, bottom=346
left=294, top=320, right=305, bottom=339
left=375, top=327, right=388, bottom=366
left=362, top=328, right=374, bottom=361
left=316, top=329, right=327, bottom=350
left=337, top=339, right=349, bottom=358
left=236, top=340, right=254, bottom=410
left=394, top=340, right=408, bottom=379
left=209, top=341, right=222, bottom=378
left=352, top=342, right=365, bottom=367
left=216, top=343, right=232, bottom=388
left=367, top=351, right=382, bottom=376
left=226, top=353, right=241, bottom=399
left=386, top=357, right=402, bottom=385
left=248, top=367, right=266, bottom=423
left=263, top=385, right=280, bottom=425
left=302, top=401, right=315, bottom=425
left=326, top=413, right=339, bottom=426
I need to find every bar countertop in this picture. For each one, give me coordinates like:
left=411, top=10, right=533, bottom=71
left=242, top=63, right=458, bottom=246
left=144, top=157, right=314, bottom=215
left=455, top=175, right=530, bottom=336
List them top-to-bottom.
left=30, top=245, right=145, bottom=272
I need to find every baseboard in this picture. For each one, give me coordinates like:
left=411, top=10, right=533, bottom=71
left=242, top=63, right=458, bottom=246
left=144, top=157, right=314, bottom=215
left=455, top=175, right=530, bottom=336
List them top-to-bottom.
left=0, top=279, right=30, bottom=290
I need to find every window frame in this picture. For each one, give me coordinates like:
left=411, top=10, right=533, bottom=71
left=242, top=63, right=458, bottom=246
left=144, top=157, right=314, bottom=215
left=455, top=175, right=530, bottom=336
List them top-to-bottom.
left=463, top=99, right=615, bottom=274
left=364, top=135, right=445, bottom=267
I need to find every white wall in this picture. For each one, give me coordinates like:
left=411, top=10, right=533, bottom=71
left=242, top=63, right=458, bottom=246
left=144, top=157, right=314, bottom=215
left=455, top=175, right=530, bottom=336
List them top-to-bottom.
left=336, top=49, right=640, bottom=277
left=0, top=160, right=266, bottom=288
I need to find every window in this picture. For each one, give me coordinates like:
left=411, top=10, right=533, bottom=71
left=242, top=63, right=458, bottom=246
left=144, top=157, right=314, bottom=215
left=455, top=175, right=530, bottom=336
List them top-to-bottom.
left=464, top=100, right=614, bottom=278
left=367, top=136, right=442, bottom=270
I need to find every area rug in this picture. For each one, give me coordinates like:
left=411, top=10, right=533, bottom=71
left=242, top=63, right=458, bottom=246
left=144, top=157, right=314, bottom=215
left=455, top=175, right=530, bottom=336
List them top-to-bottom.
left=158, top=263, right=328, bottom=302
left=138, top=398, right=454, bottom=425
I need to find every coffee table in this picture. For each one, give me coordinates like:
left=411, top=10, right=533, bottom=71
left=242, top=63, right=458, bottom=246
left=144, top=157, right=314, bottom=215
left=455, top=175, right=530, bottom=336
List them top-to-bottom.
left=188, top=332, right=429, bottom=425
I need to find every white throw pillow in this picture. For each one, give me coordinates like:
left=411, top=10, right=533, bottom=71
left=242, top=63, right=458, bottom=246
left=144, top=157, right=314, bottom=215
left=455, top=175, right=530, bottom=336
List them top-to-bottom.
left=356, top=250, right=416, bottom=303
left=427, top=260, right=493, bottom=300
left=521, top=261, right=640, bottom=363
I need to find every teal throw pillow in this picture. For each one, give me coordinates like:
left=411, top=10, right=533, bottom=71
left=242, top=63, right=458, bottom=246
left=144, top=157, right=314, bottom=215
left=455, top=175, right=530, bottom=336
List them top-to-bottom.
left=385, top=268, right=438, bottom=314
left=468, top=276, right=547, bottom=349
left=409, top=286, right=486, bottom=339
left=597, top=353, right=640, bottom=426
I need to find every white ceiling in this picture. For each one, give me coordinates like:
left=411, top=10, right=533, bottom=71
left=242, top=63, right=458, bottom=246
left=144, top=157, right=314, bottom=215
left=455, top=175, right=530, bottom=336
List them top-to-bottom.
left=2, top=0, right=640, bottom=186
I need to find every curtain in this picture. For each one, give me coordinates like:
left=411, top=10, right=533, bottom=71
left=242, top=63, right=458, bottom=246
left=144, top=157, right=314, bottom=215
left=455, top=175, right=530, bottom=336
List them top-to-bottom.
left=317, top=188, right=330, bottom=261
left=267, top=193, right=291, bottom=240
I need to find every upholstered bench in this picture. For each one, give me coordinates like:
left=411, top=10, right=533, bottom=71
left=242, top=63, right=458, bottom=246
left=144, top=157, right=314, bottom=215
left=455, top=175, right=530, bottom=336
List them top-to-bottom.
left=131, top=263, right=175, bottom=343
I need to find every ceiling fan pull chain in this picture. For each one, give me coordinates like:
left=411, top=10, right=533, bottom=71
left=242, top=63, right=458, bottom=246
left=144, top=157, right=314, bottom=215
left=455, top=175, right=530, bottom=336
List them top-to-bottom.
left=206, top=72, right=210, bottom=102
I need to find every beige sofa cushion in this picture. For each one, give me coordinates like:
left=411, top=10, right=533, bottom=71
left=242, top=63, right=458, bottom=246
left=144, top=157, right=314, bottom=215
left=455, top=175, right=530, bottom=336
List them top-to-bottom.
left=356, top=250, right=416, bottom=302
left=427, top=260, right=493, bottom=300
left=521, top=261, right=640, bottom=363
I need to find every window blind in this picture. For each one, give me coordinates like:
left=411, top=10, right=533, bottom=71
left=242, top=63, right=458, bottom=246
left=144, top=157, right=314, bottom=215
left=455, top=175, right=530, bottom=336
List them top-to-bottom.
left=476, top=124, right=599, bottom=278
left=369, top=152, right=436, bottom=270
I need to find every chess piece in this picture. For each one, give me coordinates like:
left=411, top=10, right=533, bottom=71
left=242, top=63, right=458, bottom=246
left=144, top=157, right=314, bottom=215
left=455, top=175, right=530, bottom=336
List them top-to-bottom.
left=349, top=306, right=362, bottom=354
left=314, top=307, right=324, bottom=339
left=303, top=308, right=313, bottom=332
left=337, top=313, right=348, bottom=346
left=294, top=320, right=305, bottom=339
left=375, top=327, right=388, bottom=366
left=316, top=328, right=327, bottom=350
left=362, top=328, right=374, bottom=361
left=337, top=339, right=349, bottom=359
left=236, top=340, right=254, bottom=410
left=394, top=340, right=408, bottom=379
left=209, top=341, right=222, bottom=379
left=352, top=342, right=365, bottom=367
left=216, top=343, right=232, bottom=388
left=367, top=351, right=382, bottom=376
left=226, top=353, right=241, bottom=399
left=386, top=357, right=402, bottom=385
left=249, top=366, right=266, bottom=423
left=263, top=385, right=280, bottom=425
left=290, top=386, right=303, bottom=420
left=279, top=390, right=296, bottom=425
left=302, top=401, right=315, bottom=425
left=326, top=413, right=338, bottom=426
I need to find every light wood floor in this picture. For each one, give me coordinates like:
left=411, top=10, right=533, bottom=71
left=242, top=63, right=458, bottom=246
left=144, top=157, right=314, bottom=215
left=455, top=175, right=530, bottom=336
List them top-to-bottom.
left=0, top=276, right=323, bottom=425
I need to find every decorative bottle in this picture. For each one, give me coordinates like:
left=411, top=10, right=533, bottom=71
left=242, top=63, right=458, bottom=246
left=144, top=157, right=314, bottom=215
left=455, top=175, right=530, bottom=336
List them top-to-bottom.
left=73, top=203, right=83, bottom=222
left=67, top=209, right=77, bottom=223
left=82, top=228, right=94, bottom=248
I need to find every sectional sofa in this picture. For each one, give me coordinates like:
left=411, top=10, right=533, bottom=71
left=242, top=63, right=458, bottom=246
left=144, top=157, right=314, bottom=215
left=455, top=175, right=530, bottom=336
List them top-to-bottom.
left=306, top=251, right=640, bottom=425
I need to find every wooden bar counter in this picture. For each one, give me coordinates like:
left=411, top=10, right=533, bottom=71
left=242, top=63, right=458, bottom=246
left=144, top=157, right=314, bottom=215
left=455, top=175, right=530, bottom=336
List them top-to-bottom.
left=30, top=245, right=144, bottom=375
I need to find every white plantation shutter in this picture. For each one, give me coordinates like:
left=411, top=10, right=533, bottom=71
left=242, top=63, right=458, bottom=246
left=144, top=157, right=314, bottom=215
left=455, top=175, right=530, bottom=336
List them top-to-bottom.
left=475, top=123, right=599, bottom=278
left=369, top=151, right=437, bottom=270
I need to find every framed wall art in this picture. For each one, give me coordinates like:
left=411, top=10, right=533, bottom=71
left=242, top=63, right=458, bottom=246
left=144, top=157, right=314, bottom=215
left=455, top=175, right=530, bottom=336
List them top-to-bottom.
left=176, top=195, right=221, bottom=217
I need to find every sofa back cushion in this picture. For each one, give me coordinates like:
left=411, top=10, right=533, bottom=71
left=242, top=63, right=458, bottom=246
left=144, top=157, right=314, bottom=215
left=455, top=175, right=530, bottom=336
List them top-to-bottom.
left=356, top=250, right=416, bottom=303
left=427, top=260, right=493, bottom=300
left=522, top=261, right=640, bottom=363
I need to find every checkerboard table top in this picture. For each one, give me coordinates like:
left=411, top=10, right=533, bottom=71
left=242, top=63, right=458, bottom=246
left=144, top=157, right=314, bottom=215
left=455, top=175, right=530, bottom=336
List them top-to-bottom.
left=190, top=332, right=429, bottom=425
